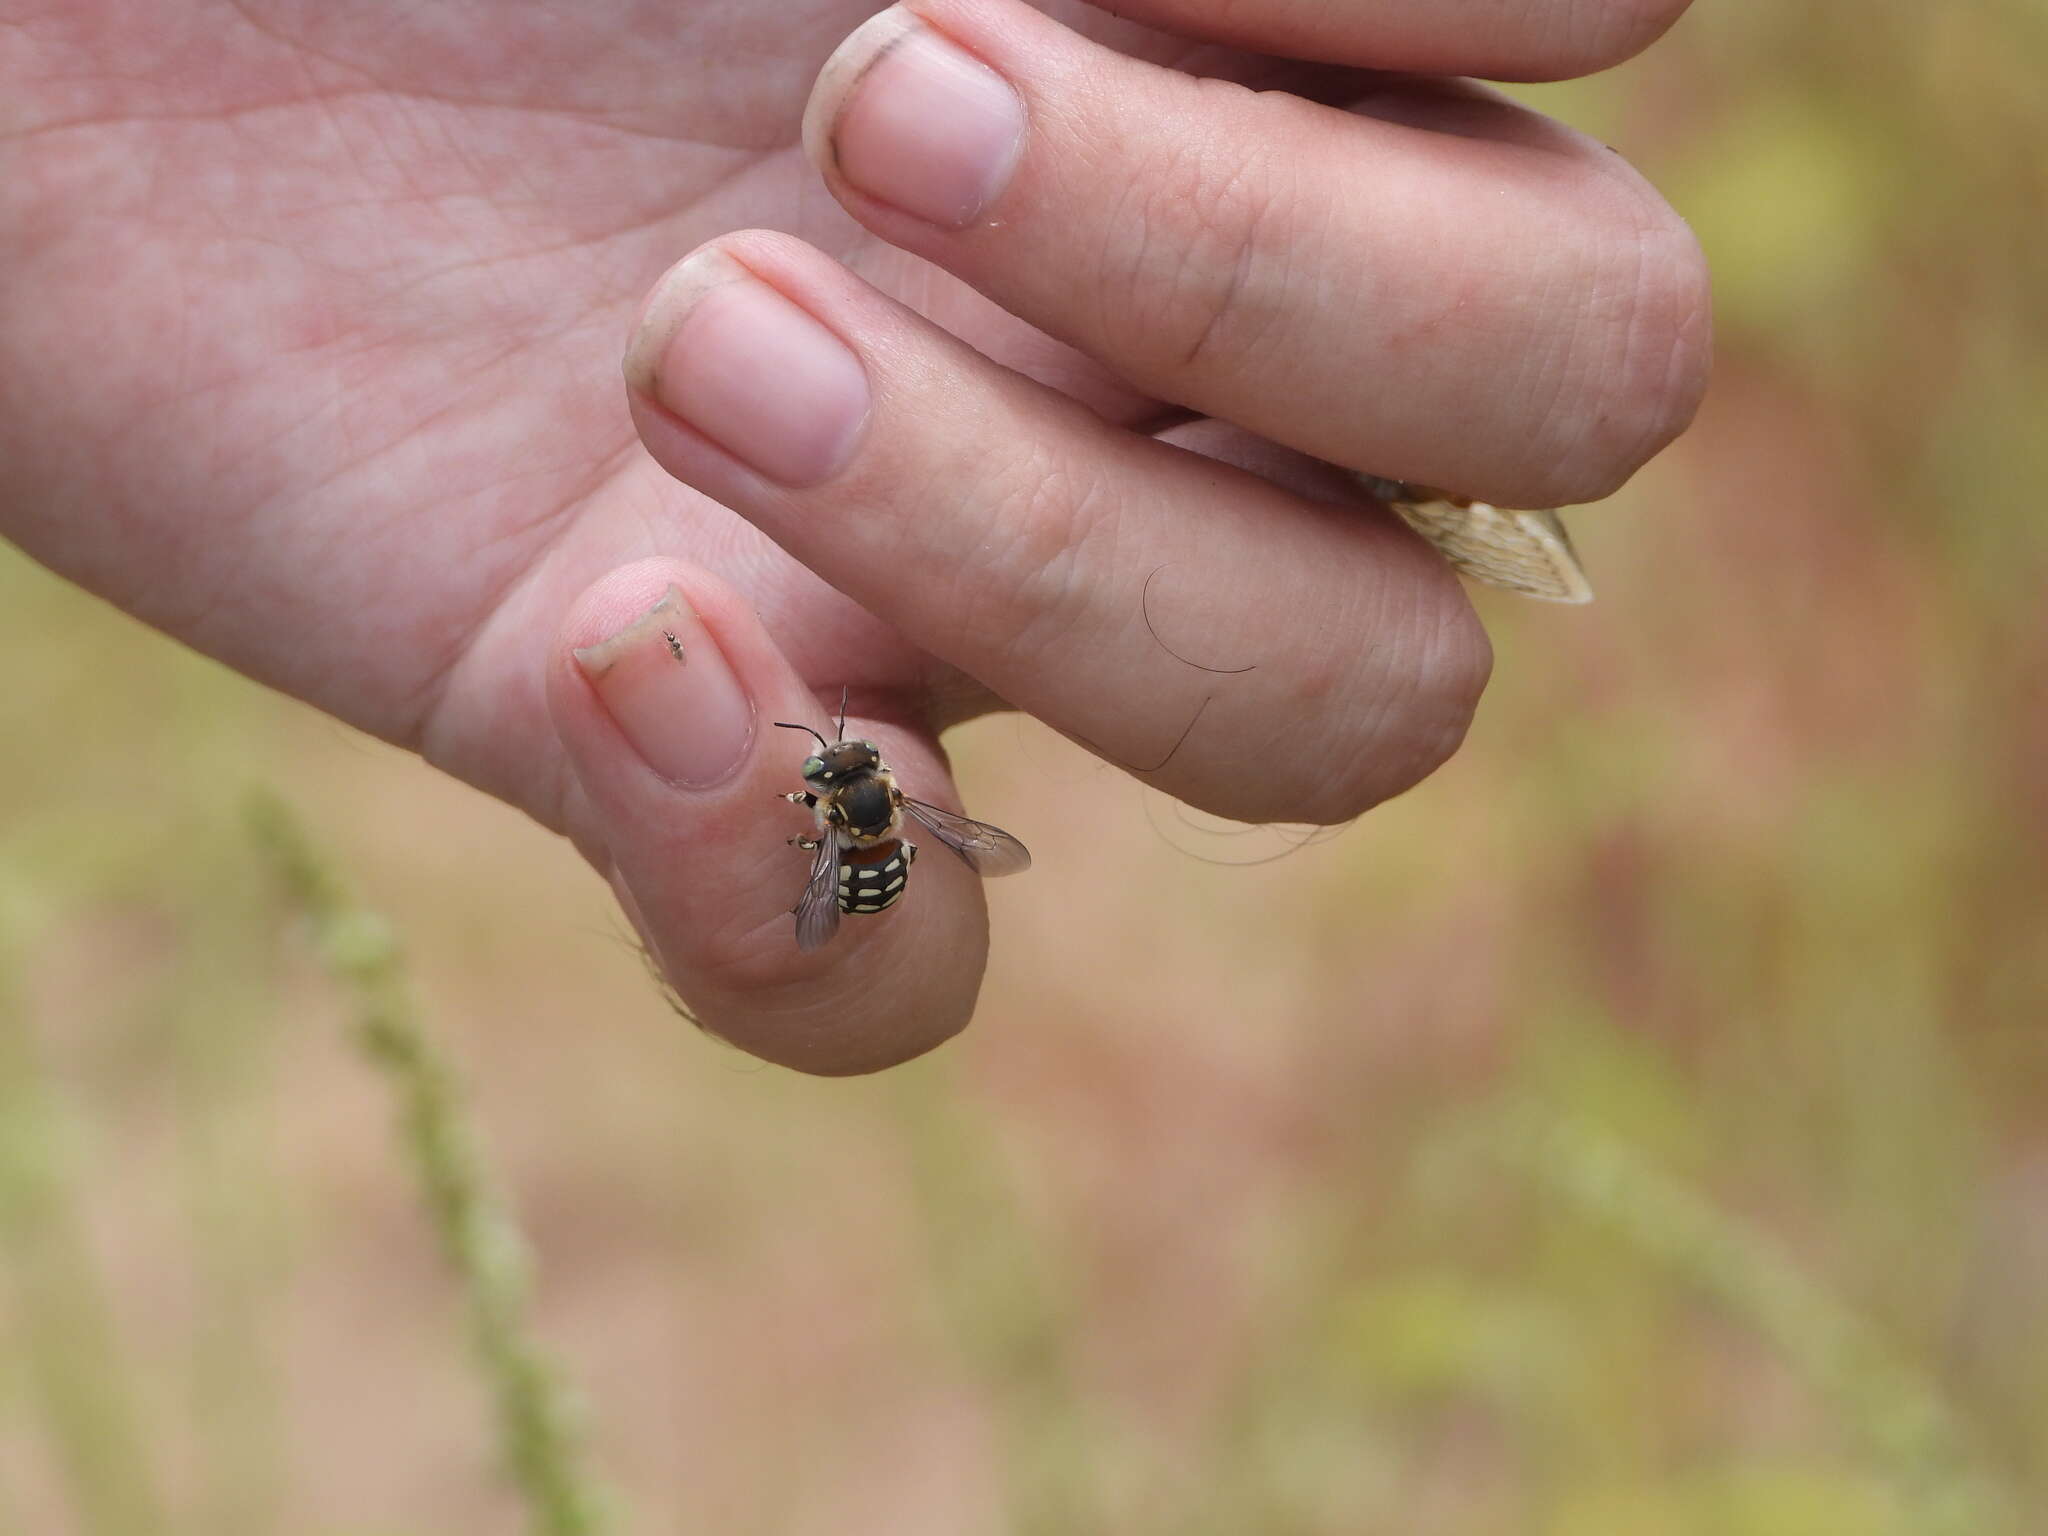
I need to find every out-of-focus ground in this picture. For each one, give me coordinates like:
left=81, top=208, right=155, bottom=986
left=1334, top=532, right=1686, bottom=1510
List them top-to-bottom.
left=4, top=6, right=2047, bottom=1533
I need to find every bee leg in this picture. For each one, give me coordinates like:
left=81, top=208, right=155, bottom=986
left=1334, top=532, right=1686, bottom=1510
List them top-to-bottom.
left=782, top=791, right=817, bottom=808
left=789, top=835, right=821, bottom=852
left=901, top=840, right=919, bottom=865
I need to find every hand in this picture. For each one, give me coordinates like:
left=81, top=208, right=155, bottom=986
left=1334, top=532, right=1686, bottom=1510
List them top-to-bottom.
left=0, top=0, right=1708, bottom=1072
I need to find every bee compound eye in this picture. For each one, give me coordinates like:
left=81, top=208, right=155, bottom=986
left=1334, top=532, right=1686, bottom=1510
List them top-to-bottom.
left=801, top=756, right=824, bottom=778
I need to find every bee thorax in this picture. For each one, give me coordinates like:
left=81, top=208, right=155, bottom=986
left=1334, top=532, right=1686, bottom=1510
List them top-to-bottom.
left=828, top=774, right=898, bottom=841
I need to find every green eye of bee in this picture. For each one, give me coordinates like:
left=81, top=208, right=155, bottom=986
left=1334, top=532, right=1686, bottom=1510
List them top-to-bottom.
left=801, top=756, right=824, bottom=778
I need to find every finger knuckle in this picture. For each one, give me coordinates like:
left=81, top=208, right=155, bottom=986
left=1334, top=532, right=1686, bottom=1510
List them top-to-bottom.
left=1096, top=91, right=1297, bottom=380
left=1533, top=181, right=1712, bottom=505
left=947, top=437, right=1122, bottom=660
left=1205, top=554, right=1490, bottom=828
left=1306, top=574, right=1493, bottom=822
left=1391, top=585, right=1496, bottom=795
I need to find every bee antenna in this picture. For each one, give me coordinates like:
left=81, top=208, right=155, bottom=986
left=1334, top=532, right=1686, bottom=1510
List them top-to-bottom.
left=836, top=686, right=848, bottom=741
left=774, top=721, right=830, bottom=751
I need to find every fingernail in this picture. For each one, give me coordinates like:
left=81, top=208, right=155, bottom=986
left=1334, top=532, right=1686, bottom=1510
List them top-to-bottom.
left=805, top=9, right=1026, bottom=230
left=624, top=246, right=871, bottom=487
left=572, top=585, right=754, bottom=788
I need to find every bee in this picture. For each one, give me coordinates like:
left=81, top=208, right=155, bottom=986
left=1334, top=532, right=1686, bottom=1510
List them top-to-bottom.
left=1358, top=475, right=1594, bottom=605
left=776, top=698, right=1031, bottom=951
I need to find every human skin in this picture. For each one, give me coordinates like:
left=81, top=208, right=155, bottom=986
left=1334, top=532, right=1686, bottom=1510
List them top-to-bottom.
left=0, top=0, right=1709, bottom=1073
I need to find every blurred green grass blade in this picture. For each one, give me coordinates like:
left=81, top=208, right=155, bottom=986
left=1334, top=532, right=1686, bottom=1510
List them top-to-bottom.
left=246, top=791, right=619, bottom=1536
left=1497, top=1105, right=2015, bottom=1536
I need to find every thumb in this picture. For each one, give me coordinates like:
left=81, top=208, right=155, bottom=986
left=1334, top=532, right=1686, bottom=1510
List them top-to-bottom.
left=547, top=557, right=990, bottom=1075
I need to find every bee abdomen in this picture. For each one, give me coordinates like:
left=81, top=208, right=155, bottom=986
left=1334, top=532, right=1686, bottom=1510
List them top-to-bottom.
left=837, top=841, right=915, bottom=916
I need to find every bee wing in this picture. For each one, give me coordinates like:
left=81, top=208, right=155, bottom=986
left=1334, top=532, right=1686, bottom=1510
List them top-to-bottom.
left=1362, top=476, right=1594, bottom=605
left=900, top=798, right=1032, bottom=878
left=793, top=828, right=845, bottom=952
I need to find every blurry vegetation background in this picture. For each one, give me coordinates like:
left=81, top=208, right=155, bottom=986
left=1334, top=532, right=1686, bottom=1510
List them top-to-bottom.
left=4, top=4, right=2046, bottom=1532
